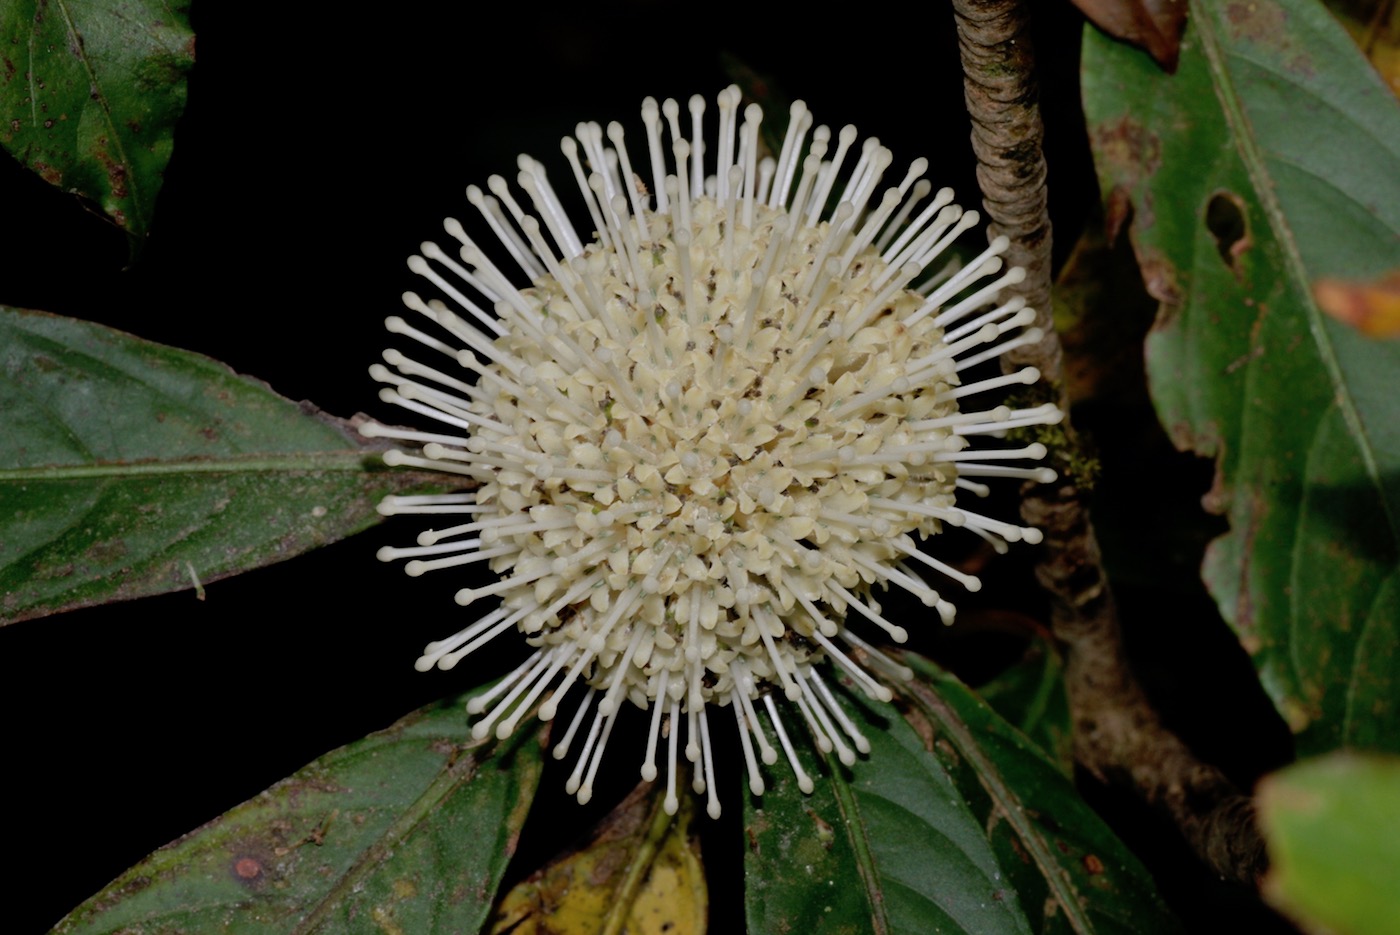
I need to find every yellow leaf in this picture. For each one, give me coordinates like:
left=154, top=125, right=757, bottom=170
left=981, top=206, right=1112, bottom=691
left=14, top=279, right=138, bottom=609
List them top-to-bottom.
left=1314, top=271, right=1400, bottom=338
left=490, top=782, right=707, bottom=935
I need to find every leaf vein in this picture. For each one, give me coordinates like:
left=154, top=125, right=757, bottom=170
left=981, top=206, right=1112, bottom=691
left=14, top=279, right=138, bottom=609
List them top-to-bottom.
left=51, top=0, right=144, bottom=228
left=1197, top=4, right=1400, bottom=562
left=1221, top=47, right=1400, bottom=164
left=0, top=360, right=99, bottom=464
left=1343, top=570, right=1398, bottom=743
left=909, top=681, right=1096, bottom=935
left=289, top=742, right=486, bottom=935
left=827, top=755, right=892, bottom=935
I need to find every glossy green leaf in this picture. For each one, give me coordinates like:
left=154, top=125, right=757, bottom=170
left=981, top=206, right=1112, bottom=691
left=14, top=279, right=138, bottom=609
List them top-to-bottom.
left=1083, top=0, right=1400, bottom=753
left=0, top=1, right=194, bottom=242
left=0, top=307, right=423, bottom=625
left=976, top=636, right=1073, bottom=776
left=903, top=656, right=1180, bottom=935
left=745, top=672, right=1034, bottom=935
left=54, top=686, right=545, bottom=935
left=1258, top=753, right=1400, bottom=935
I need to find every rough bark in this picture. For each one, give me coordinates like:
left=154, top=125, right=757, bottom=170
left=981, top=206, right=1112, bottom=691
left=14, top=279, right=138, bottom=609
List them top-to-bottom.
left=950, top=0, right=1265, bottom=885
left=951, top=0, right=1057, bottom=378
left=1022, top=488, right=1266, bottom=883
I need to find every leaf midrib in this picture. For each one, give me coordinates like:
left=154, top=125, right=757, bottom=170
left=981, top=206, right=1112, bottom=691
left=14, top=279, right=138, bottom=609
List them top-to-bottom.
left=52, top=0, right=144, bottom=229
left=0, top=450, right=374, bottom=481
left=911, top=681, right=1098, bottom=935
left=827, top=756, right=892, bottom=935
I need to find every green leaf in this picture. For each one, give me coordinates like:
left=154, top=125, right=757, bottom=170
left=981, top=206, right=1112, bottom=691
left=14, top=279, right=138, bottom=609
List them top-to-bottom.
left=1082, top=0, right=1400, bottom=754
left=0, top=1, right=194, bottom=244
left=0, top=306, right=421, bottom=625
left=976, top=636, right=1074, bottom=776
left=903, top=656, right=1180, bottom=935
left=745, top=672, right=1035, bottom=935
left=54, top=686, right=545, bottom=935
left=1258, top=753, right=1400, bottom=935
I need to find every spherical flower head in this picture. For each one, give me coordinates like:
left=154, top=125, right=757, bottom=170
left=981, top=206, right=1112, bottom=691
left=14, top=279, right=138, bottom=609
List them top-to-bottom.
left=364, top=87, right=1062, bottom=818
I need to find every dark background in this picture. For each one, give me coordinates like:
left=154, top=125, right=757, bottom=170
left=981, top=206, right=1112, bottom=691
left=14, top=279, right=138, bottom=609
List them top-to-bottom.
left=1, top=3, right=1294, bottom=932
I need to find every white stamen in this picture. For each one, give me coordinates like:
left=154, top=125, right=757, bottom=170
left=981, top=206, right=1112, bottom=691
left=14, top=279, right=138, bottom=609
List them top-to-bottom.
left=809, top=667, right=873, bottom=754
left=641, top=668, right=670, bottom=782
left=732, top=687, right=766, bottom=796
left=552, top=688, right=596, bottom=759
left=763, top=694, right=815, bottom=794
left=664, top=699, right=681, bottom=815
left=700, top=708, right=721, bottom=819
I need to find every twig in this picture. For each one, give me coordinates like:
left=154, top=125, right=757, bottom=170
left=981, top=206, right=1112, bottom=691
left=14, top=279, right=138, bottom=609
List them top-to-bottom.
left=949, top=0, right=1265, bottom=885
left=952, top=0, right=1056, bottom=374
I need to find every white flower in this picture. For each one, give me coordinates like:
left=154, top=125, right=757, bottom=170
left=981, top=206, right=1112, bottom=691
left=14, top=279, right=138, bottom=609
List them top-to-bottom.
left=363, top=87, right=1061, bottom=819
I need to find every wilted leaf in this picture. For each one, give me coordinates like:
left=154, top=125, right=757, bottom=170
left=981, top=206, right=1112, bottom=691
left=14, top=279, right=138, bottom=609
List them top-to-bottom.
left=1073, top=0, right=1188, bottom=71
left=1083, top=0, right=1400, bottom=754
left=0, top=1, right=195, bottom=245
left=1314, top=270, right=1400, bottom=337
left=0, top=306, right=426, bottom=625
left=745, top=678, right=1035, bottom=935
left=54, top=687, right=545, bottom=934
left=1258, top=752, right=1400, bottom=935
left=491, top=782, right=706, bottom=935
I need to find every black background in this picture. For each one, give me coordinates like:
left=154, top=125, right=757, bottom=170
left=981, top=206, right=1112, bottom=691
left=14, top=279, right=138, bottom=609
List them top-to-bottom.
left=1, top=3, right=1296, bottom=932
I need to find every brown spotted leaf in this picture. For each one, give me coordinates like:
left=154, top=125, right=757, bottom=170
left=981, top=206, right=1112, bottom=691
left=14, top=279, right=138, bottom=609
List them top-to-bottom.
left=0, top=0, right=195, bottom=245
left=1083, top=0, right=1400, bottom=753
left=0, top=306, right=425, bottom=625
left=52, top=686, right=544, bottom=934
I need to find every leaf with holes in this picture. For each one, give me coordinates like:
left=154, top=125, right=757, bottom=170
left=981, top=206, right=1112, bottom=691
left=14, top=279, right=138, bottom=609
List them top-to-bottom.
left=1083, top=0, right=1400, bottom=754
left=0, top=1, right=194, bottom=245
left=0, top=306, right=425, bottom=625
left=745, top=674, right=1035, bottom=935
left=53, top=687, right=545, bottom=935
